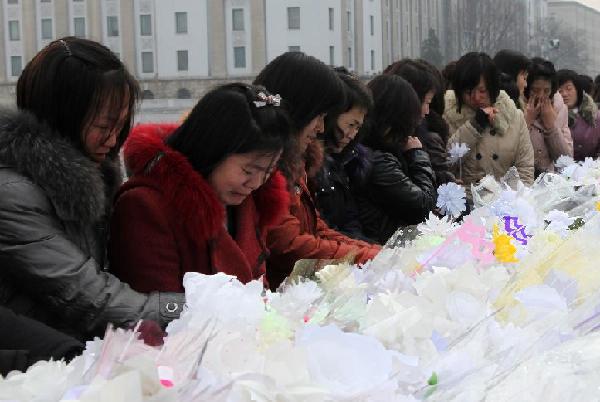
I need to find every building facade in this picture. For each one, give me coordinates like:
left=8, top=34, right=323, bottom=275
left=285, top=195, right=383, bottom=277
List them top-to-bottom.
left=0, top=0, right=389, bottom=102
left=548, top=1, right=600, bottom=75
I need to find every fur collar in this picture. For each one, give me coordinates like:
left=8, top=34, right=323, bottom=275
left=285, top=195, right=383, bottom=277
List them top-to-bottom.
left=444, top=90, right=519, bottom=136
left=577, top=92, right=598, bottom=127
left=0, top=108, right=120, bottom=223
left=124, top=123, right=290, bottom=241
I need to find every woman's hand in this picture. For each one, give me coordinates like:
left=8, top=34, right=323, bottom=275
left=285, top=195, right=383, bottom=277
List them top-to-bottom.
left=525, top=96, right=539, bottom=128
left=540, top=96, right=557, bottom=131
left=403, top=136, right=422, bottom=151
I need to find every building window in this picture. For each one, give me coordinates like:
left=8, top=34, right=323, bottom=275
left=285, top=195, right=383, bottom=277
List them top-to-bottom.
left=7, top=0, right=18, bottom=3
left=41, top=0, right=51, bottom=2
left=287, top=7, right=300, bottom=30
left=232, top=8, right=244, bottom=31
left=328, top=8, right=334, bottom=30
left=347, top=11, right=351, bottom=31
left=175, top=12, right=187, bottom=34
left=140, top=14, right=152, bottom=36
left=370, top=15, right=374, bottom=36
left=107, top=16, right=119, bottom=37
left=73, top=17, right=85, bottom=38
left=41, top=18, right=52, bottom=39
left=8, top=21, right=19, bottom=41
left=288, top=45, right=300, bottom=52
left=233, top=46, right=246, bottom=68
left=329, top=46, right=334, bottom=66
left=348, top=47, right=352, bottom=68
left=177, top=50, right=188, bottom=71
left=371, top=50, right=375, bottom=70
left=141, top=51, right=153, bottom=73
left=11, top=56, right=22, bottom=76
left=177, top=88, right=191, bottom=99
left=142, top=89, right=154, bottom=100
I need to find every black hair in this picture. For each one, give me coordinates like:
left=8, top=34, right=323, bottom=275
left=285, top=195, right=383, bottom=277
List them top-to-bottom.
left=17, top=37, right=139, bottom=158
left=493, top=49, right=531, bottom=82
left=253, top=51, right=345, bottom=183
left=253, top=52, right=345, bottom=133
left=452, top=52, right=500, bottom=112
left=525, top=57, right=557, bottom=100
left=384, top=59, right=436, bottom=102
left=416, top=59, right=446, bottom=116
left=442, top=61, right=457, bottom=90
left=323, top=67, right=373, bottom=151
left=557, top=69, right=584, bottom=108
left=499, top=72, right=521, bottom=109
left=578, top=74, right=594, bottom=95
left=593, top=74, right=600, bottom=104
left=362, top=75, right=421, bottom=154
left=166, top=83, right=292, bottom=177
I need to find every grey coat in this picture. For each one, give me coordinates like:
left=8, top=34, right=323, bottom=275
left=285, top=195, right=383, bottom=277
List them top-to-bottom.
left=0, top=109, right=184, bottom=340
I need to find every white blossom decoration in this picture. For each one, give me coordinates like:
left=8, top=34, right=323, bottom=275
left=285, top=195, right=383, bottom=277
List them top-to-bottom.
left=436, top=182, right=467, bottom=218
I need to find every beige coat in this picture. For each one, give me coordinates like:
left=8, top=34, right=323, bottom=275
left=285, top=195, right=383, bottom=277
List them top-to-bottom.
left=444, top=90, right=534, bottom=187
left=528, top=92, right=573, bottom=174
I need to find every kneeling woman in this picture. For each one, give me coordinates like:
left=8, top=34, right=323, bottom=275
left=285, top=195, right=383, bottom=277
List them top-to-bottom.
left=109, top=84, right=291, bottom=292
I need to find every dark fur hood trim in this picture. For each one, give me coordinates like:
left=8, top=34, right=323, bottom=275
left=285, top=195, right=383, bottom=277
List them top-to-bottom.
left=0, top=108, right=121, bottom=223
left=124, top=123, right=290, bottom=241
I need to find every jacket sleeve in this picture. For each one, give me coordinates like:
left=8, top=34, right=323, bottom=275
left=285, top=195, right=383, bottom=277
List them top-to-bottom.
left=543, top=103, right=573, bottom=160
left=514, top=114, right=535, bottom=185
left=447, top=118, right=484, bottom=151
left=422, top=132, right=455, bottom=185
left=369, top=150, right=437, bottom=224
left=0, top=180, right=184, bottom=336
left=109, top=186, right=183, bottom=293
left=266, top=212, right=380, bottom=265
left=0, top=306, right=83, bottom=375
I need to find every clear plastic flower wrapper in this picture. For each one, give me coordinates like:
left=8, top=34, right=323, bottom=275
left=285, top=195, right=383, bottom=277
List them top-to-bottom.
left=4, top=157, right=600, bottom=400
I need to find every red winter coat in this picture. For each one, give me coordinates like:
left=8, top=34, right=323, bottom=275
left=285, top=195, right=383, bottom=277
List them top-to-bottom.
left=109, top=123, right=289, bottom=292
left=266, top=174, right=381, bottom=290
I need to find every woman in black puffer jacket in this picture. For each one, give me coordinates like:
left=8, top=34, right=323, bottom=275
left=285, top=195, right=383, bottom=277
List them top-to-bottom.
left=309, top=68, right=376, bottom=243
left=355, top=75, right=437, bottom=244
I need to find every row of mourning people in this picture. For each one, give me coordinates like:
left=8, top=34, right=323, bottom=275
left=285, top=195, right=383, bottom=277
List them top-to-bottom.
left=1, top=37, right=591, bottom=374
left=0, top=39, right=385, bottom=373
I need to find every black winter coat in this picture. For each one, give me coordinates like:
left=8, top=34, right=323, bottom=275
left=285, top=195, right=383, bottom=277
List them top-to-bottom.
left=0, top=109, right=184, bottom=340
left=416, top=122, right=456, bottom=185
left=310, top=145, right=374, bottom=243
left=355, top=147, right=436, bottom=244
left=0, top=306, right=83, bottom=376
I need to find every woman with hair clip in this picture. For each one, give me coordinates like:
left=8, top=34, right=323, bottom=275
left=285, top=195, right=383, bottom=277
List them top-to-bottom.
left=0, top=37, right=184, bottom=348
left=254, top=52, right=380, bottom=290
left=444, top=52, right=534, bottom=190
left=524, top=57, right=572, bottom=176
left=385, top=58, right=455, bottom=185
left=309, top=67, right=374, bottom=242
left=557, top=69, right=600, bottom=161
left=355, top=75, right=437, bottom=244
left=109, top=84, right=292, bottom=291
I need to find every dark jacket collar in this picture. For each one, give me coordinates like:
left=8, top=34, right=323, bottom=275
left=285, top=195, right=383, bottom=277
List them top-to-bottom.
left=0, top=108, right=120, bottom=224
left=123, top=123, right=290, bottom=241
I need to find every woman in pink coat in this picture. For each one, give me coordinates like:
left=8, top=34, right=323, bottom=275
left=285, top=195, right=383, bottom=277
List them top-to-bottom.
left=523, top=57, right=573, bottom=176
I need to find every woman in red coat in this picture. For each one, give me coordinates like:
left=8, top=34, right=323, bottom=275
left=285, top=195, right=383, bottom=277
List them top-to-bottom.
left=254, top=52, right=381, bottom=290
left=109, top=84, right=292, bottom=292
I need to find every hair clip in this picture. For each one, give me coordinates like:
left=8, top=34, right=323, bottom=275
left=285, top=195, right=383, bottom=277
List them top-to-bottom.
left=59, top=39, right=72, bottom=56
left=253, top=92, right=281, bottom=108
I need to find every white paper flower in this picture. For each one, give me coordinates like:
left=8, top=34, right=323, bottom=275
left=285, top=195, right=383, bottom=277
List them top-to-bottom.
left=448, top=142, right=470, bottom=163
left=555, top=155, right=575, bottom=169
left=436, top=182, right=467, bottom=218
left=544, top=209, right=575, bottom=237
left=417, top=212, right=459, bottom=236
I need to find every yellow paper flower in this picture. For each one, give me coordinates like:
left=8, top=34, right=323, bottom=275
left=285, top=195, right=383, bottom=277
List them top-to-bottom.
left=595, top=200, right=600, bottom=211
left=492, top=224, right=518, bottom=263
